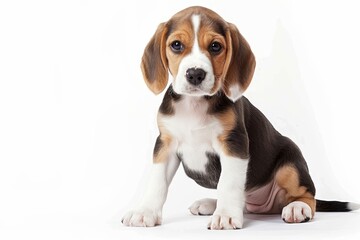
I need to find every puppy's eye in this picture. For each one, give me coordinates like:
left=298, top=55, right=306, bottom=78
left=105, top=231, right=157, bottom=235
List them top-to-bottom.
left=170, top=41, right=184, bottom=53
left=209, top=41, right=222, bottom=54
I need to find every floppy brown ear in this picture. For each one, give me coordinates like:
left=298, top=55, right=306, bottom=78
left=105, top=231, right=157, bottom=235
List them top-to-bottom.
left=141, top=23, right=169, bottom=95
left=222, top=23, right=256, bottom=102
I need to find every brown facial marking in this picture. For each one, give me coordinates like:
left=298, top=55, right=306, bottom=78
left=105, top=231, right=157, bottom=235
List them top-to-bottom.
left=198, top=15, right=228, bottom=94
left=165, top=18, right=193, bottom=78
left=198, top=30, right=227, bottom=93
left=275, top=165, right=316, bottom=215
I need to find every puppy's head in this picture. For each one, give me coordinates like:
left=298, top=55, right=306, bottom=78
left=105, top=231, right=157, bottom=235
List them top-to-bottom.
left=141, top=6, right=256, bottom=102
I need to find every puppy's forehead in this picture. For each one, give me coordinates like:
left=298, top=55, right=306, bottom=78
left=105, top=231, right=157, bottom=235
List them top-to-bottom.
left=166, top=7, right=227, bottom=38
left=198, top=12, right=227, bottom=36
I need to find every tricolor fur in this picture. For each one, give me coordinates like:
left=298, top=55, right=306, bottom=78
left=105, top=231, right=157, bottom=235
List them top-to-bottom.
left=122, top=6, right=359, bottom=230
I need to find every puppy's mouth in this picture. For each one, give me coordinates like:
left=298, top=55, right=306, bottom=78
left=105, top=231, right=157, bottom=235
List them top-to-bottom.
left=172, top=73, right=217, bottom=97
left=181, top=85, right=213, bottom=96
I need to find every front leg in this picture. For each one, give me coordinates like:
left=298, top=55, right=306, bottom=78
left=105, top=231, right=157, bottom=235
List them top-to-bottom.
left=122, top=135, right=179, bottom=227
left=208, top=150, right=248, bottom=230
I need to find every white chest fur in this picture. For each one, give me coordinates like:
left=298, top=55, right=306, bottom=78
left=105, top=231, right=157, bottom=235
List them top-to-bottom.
left=160, top=96, right=223, bottom=173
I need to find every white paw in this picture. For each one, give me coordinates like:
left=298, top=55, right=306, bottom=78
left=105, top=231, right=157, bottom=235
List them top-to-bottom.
left=189, top=198, right=217, bottom=216
left=282, top=201, right=312, bottom=223
left=122, top=209, right=162, bottom=227
left=207, top=209, right=243, bottom=230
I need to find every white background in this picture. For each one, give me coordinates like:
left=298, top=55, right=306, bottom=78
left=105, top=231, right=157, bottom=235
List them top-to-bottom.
left=1, top=0, right=360, bottom=239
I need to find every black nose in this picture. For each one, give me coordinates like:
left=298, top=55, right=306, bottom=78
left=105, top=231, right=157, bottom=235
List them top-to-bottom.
left=186, top=68, right=206, bottom=86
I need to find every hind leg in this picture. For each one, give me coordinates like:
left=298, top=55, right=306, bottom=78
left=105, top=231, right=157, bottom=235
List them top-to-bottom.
left=275, top=165, right=316, bottom=223
left=189, top=198, right=216, bottom=216
left=281, top=201, right=312, bottom=223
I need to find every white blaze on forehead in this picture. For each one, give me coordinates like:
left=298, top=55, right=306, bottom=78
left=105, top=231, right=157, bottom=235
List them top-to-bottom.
left=191, top=14, right=201, bottom=54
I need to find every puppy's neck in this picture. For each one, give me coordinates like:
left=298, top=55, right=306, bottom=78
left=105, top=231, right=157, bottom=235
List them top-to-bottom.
left=160, top=85, right=236, bottom=117
left=180, top=95, right=207, bottom=111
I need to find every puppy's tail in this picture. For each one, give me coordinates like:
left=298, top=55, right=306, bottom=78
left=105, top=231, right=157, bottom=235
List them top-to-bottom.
left=316, top=199, right=360, bottom=212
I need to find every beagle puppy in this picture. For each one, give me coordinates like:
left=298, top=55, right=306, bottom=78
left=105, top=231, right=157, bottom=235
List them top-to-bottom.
left=122, top=6, right=359, bottom=230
